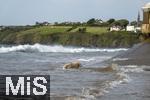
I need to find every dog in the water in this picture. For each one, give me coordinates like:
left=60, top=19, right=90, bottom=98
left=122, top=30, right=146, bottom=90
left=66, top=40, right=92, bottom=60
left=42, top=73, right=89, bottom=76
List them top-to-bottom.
left=63, top=61, right=81, bottom=69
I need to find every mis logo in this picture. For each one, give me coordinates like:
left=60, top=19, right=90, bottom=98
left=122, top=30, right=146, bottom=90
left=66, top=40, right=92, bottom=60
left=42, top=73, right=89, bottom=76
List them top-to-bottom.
left=0, top=75, right=50, bottom=100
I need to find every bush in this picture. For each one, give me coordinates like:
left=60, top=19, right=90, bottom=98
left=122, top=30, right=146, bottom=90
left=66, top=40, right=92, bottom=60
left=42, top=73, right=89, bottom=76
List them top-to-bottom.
left=78, top=28, right=86, bottom=33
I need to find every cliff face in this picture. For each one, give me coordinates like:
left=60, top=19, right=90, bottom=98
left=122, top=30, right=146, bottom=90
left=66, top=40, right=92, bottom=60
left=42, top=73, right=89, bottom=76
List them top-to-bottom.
left=0, top=26, right=140, bottom=48
left=0, top=31, right=140, bottom=48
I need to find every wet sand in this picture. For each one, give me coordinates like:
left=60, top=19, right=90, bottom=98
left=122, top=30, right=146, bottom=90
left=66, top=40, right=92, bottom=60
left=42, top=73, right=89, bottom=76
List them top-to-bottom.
left=100, top=42, right=150, bottom=100
left=113, top=42, right=150, bottom=66
left=99, top=71, right=150, bottom=100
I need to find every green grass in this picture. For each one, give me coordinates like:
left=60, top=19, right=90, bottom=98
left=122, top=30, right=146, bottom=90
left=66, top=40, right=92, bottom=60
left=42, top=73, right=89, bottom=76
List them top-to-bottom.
left=0, top=25, right=140, bottom=47
left=12, top=26, right=108, bottom=35
left=16, top=26, right=71, bottom=35
left=70, top=26, right=108, bottom=34
left=86, top=27, right=108, bottom=34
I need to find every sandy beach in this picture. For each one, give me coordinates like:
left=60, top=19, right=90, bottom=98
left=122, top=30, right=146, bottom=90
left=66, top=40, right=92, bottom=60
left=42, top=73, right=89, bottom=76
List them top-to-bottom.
left=100, top=42, right=150, bottom=100
left=113, top=42, right=150, bottom=66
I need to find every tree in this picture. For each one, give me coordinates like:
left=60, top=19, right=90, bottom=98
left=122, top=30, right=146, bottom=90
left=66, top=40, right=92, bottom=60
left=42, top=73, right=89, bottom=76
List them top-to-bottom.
left=87, top=18, right=96, bottom=25
left=95, top=19, right=103, bottom=24
left=107, top=19, right=115, bottom=25
left=117, top=19, right=129, bottom=28
left=111, top=21, right=120, bottom=26
left=130, top=21, right=137, bottom=26
left=35, top=22, right=40, bottom=25
left=54, top=22, right=59, bottom=25
left=78, top=28, right=86, bottom=33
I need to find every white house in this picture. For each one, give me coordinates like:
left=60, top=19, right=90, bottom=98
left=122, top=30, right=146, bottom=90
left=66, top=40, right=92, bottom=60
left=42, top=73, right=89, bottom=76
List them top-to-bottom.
left=126, top=25, right=141, bottom=33
left=0, top=26, right=5, bottom=31
left=110, top=26, right=122, bottom=31
left=126, top=26, right=135, bottom=32
left=135, top=27, right=141, bottom=32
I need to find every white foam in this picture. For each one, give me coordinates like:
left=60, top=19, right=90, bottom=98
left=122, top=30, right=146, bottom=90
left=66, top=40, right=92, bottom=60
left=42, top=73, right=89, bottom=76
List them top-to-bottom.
left=0, top=44, right=128, bottom=53
left=78, top=58, right=95, bottom=62
left=112, top=58, right=129, bottom=61
left=106, top=65, right=144, bottom=89
left=121, top=65, right=144, bottom=73
left=106, top=72, right=130, bottom=88
left=82, top=88, right=106, bottom=99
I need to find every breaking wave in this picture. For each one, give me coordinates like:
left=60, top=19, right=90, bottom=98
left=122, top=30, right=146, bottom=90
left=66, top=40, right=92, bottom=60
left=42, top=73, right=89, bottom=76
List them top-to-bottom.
left=0, top=44, right=128, bottom=53
left=81, top=64, right=144, bottom=99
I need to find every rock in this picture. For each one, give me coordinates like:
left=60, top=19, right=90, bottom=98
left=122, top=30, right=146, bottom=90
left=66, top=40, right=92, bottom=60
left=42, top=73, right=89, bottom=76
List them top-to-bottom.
left=63, top=61, right=81, bottom=69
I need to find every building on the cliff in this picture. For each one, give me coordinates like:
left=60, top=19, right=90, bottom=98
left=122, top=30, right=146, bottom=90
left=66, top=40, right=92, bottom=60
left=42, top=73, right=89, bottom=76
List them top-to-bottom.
left=142, top=2, right=150, bottom=34
left=137, top=11, right=141, bottom=27
left=126, top=12, right=142, bottom=33
left=126, top=25, right=135, bottom=32
left=126, top=25, right=141, bottom=33
left=0, top=26, right=5, bottom=31
left=0, top=26, right=2, bottom=31
left=110, top=26, right=122, bottom=31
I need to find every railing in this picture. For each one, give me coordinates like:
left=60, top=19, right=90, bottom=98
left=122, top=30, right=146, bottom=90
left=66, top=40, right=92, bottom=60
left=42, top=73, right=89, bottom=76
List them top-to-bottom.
left=142, top=24, right=150, bottom=34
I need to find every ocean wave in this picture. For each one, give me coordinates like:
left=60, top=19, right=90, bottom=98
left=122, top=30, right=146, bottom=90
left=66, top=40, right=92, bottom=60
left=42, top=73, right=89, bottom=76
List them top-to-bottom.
left=0, top=44, right=128, bottom=53
left=78, top=58, right=95, bottom=62
left=112, top=58, right=129, bottom=61
left=120, top=65, right=144, bottom=73
left=81, top=71, right=130, bottom=99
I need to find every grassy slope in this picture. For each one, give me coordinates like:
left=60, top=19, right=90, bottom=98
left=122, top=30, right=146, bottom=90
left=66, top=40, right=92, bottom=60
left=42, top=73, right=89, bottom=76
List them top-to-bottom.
left=0, top=26, right=140, bottom=47
left=0, top=26, right=71, bottom=44
left=17, top=26, right=71, bottom=34
left=70, top=26, right=108, bottom=34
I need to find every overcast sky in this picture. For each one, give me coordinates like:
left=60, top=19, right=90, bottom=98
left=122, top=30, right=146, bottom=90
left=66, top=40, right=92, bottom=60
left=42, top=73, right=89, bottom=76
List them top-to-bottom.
left=0, top=0, right=149, bottom=25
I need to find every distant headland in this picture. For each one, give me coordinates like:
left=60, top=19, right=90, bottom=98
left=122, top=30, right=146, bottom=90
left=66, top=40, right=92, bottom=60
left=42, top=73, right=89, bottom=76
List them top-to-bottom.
left=0, top=6, right=149, bottom=48
left=0, top=18, right=140, bottom=48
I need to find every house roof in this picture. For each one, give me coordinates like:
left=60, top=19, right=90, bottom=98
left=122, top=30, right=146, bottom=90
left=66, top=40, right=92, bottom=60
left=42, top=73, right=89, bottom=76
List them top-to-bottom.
left=142, top=2, right=150, bottom=11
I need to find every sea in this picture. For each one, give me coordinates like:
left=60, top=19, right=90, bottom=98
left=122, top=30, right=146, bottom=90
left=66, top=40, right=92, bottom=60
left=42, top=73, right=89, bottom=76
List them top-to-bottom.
left=0, top=43, right=149, bottom=100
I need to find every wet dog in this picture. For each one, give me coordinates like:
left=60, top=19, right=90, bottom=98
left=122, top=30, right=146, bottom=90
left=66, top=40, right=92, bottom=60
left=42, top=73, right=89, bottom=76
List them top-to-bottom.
left=63, top=61, right=81, bottom=69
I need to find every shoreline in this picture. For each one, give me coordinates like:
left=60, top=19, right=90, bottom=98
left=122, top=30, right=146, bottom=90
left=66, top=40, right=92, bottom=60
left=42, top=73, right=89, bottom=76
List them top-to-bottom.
left=100, top=41, right=150, bottom=100
left=49, top=42, right=150, bottom=100
left=112, top=42, right=150, bottom=66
